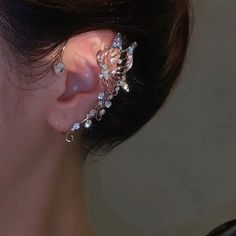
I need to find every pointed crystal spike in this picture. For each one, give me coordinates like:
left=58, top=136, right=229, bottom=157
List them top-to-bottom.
left=112, top=33, right=123, bottom=50
left=128, top=42, right=138, bottom=55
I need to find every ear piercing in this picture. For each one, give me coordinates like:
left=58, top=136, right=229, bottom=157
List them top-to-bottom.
left=54, top=33, right=137, bottom=143
left=53, top=45, right=67, bottom=76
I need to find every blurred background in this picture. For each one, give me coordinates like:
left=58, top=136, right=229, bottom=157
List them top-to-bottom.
left=84, top=1, right=236, bottom=236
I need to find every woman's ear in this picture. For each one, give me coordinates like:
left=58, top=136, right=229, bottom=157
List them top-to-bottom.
left=46, top=30, right=116, bottom=134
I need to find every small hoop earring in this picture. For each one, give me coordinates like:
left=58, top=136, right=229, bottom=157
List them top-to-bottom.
left=61, top=33, right=137, bottom=143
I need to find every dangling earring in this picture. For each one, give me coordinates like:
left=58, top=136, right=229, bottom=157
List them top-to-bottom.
left=55, top=33, right=137, bottom=143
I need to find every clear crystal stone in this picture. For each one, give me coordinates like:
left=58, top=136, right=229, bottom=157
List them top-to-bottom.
left=112, top=33, right=123, bottom=50
left=128, top=42, right=138, bottom=55
left=111, top=57, right=117, bottom=64
left=54, top=62, right=65, bottom=75
left=101, top=65, right=110, bottom=80
left=103, top=70, right=110, bottom=79
left=117, top=81, right=124, bottom=86
left=122, top=82, right=130, bottom=92
left=115, top=86, right=120, bottom=92
left=98, top=92, right=105, bottom=100
left=108, top=95, right=113, bottom=100
left=98, top=101, right=104, bottom=106
left=105, top=101, right=112, bottom=108
left=89, top=109, right=96, bottom=116
left=99, top=109, right=106, bottom=116
left=84, top=120, right=92, bottom=129
left=72, top=122, right=80, bottom=131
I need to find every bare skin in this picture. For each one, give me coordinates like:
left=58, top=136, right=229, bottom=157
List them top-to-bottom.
left=0, top=30, right=114, bottom=236
left=0, top=134, right=95, bottom=236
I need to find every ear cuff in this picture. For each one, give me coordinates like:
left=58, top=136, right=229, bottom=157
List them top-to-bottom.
left=53, top=33, right=137, bottom=143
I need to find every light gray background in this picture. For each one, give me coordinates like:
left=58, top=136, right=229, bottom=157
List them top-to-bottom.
left=85, top=1, right=236, bottom=236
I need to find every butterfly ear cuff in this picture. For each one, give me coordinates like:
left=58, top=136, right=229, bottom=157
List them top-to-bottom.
left=53, top=33, right=137, bottom=143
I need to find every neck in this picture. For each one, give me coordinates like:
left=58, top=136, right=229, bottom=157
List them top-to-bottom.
left=0, top=130, right=95, bottom=236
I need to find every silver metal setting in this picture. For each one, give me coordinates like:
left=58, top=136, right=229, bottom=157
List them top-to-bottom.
left=65, top=33, right=137, bottom=143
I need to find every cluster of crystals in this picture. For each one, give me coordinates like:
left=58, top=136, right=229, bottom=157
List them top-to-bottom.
left=66, top=33, right=137, bottom=143
left=54, top=62, right=65, bottom=76
left=70, top=90, right=113, bottom=132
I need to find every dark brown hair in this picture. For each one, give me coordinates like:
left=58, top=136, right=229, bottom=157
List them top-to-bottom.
left=0, top=0, right=191, bottom=157
left=207, top=220, right=236, bottom=236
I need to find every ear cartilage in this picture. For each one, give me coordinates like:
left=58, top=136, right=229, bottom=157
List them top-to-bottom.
left=65, top=33, right=137, bottom=143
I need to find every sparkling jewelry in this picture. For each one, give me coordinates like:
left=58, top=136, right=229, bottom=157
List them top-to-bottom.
left=65, top=33, right=137, bottom=143
left=53, top=45, right=67, bottom=76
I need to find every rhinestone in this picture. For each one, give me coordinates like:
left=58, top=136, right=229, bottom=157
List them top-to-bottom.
left=112, top=33, right=123, bottom=50
left=128, top=42, right=138, bottom=55
left=111, top=57, right=117, bottom=64
left=54, top=62, right=65, bottom=76
left=101, top=65, right=110, bottom=80
left=103, top=70, right=110, bottom=80
left=104, top=71, right=110, bottom=79
left=117, top=81, right=124, bottom=86
left=122, top=82, right=130, bottom=92
left=115, top=86, right=120, bottom=92
left=98, top=92, right=105, bottom=100
left=108, top=95, right=113, bottom=100
left=98, top=101, right=104, bottom=106
left=105, top=101, right=112, bottom=108
left=89, top=109, right=96, bottom=116
left=99, top=109, right=106, bottom=116
left=84, top=120, right=92, bottom=129
left=72, top=122, right=80, bottom=131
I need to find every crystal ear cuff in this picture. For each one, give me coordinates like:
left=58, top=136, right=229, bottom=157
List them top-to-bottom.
left=53, top=33, right=137, bottom=143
